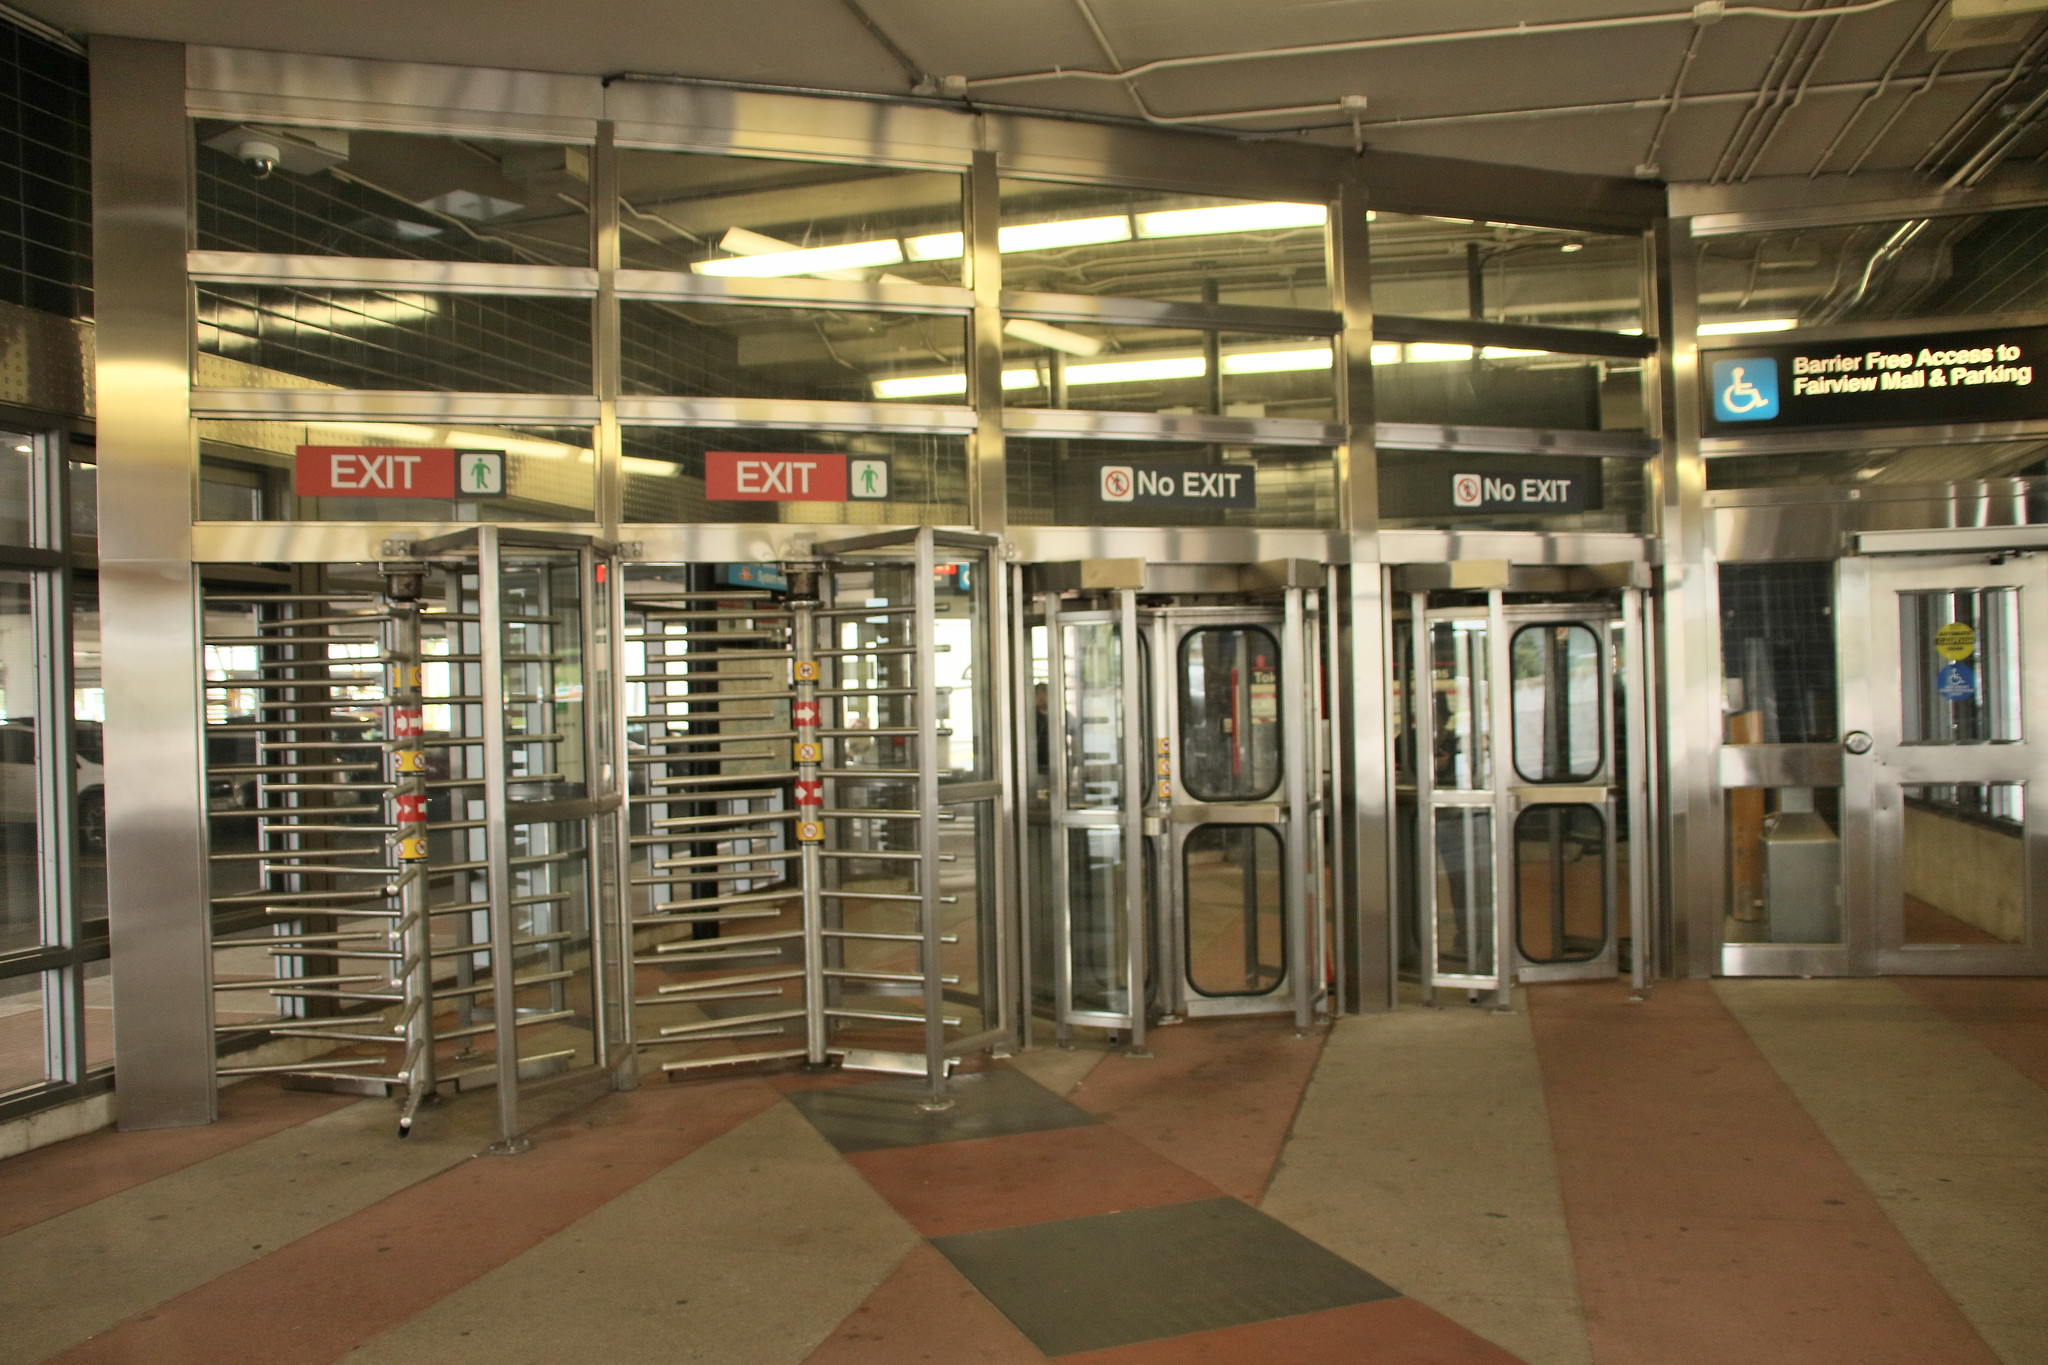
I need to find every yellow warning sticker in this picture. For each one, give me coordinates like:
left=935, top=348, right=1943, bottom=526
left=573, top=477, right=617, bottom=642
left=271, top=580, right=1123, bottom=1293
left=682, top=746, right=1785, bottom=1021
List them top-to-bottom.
left=1935, top=621, right=1976, bottom=661
left=794, top=661, right=819, bottom=681
left=1157, top=737, right=1171, bottom=754
left=794, top=741, right=822, bottom=764
left=392, top=749, right=429, bottom=773
left=1156, top=756, right=1172, bottom=776
left=1157, top=780, right=1172, bottom=800
left=797, top=820, right=824, bottom=843
left=396, top=835, right=429, bottom=861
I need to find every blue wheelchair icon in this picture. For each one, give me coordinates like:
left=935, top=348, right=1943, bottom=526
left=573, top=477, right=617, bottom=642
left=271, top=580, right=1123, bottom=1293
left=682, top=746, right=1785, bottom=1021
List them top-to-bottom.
left=1712, top=358, right=1779, bottom=422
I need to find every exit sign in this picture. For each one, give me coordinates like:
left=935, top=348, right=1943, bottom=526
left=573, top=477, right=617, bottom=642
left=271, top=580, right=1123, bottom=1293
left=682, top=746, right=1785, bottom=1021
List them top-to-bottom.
left=296, top=447, right=505, bottom=498
left=705, top=452, right=891, bottom=502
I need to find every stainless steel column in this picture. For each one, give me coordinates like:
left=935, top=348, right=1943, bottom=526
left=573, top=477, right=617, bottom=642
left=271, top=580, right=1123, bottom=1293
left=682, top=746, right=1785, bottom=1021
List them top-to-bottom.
left=93, top=37, right=215, bottom=1129
left=965, top=151, right=1006, bottom=533
left=1333, top=175, right=1392, bottom=1012
left=476, top=526, right=525, bottom=1151
left=913, top=529, right=949, bottom=1107
left=792, top=579, right=826, bottom=1065
left=1117, top=586, right=1146, bottom=1054
left=1282, top=586, right=1313, bottom=1028
left=1486, top=588, right=1515, bottom=1011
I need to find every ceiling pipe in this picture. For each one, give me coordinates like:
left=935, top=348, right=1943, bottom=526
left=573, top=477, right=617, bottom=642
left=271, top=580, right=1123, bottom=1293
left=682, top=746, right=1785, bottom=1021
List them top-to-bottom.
left=961, top=0, right=1915, bottom=95
left=1808, top=0, right=1945, bottom=175
left=1729, top=2, right=1852, bottom=181
left=1638, top=25, right=1709, bottom=177
left=1914, top=28, right=2048, bottom=174
left=1841, top=48, right=1952, bottom=175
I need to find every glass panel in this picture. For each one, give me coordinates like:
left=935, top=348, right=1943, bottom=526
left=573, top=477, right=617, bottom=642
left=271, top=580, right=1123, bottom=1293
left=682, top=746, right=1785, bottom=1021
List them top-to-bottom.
left=195, top=122, right=591, bottom=267
left=617, top=151, right=962, bottom=285
left=997, top=181, right=1328, bottom=307
left=1696, top=209, right=2048, bottom=332
left=1370, top=213, right=1645, bottom=335
left=198, top=287, right=592, bottom=394
left=621, top=301, right=968, bottom=403
left=998, top=324, right=1336, bottom=420
left=1372, top=347, right=1643, bottom=432
left=198, top=421, right=595, bottom=522
left=622, top=427, right=968, bottom=526
left=0, top=433, right=33, bottom=545
left=1008, top=439, right=1336, bottom=530
left=68, top=455, right=96, bottom=544
left=936, top=551, right=989, bottom=783
left=501, top=552, right=586, bottom=800
left=1719, top=562, right=1838, bottom=744
left=0, top=571, right=39, bottom=953
left=73, top=578, right=104, bottom=933
left=1900, top=588, right=2022, bottom=744
left=1391, top=618, right=1416, bottom=784
left=1428, top=619, right=1491, bottom=791
left=1062, top=621, right=1125, bottom=809
left=1511, top=624, right=1602, bottom=782
left=1178, top=627, right=1282, bottom=802
left=1902, top=784, right=2026, bottom=945
left=1724, top=786, right=1843, bottom=945
left=940, top=801, right=999, bottom=1038
left=1515, top=804, right=1607, bottom=963
left=1432, top=806, right=1495, bottom=977
left=508, top=816, right=593, bottom=1071
left=1184, top=824, right=1284, bottom=997
left=1067, top=825, right=1128, bottom=1016
left=83, top=957, right=111, bottom=1072
left=0, top=973, right=47, bottom=1094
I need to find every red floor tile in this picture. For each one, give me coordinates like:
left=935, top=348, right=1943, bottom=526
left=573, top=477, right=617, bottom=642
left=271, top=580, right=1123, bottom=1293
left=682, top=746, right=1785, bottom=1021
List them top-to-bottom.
left=1895, top=976, right=2048, bottom=1092
left=1528, top=980, right=2000, bottom=1365
left=1068, top=1017, right=1325, bottom=1203
left=40, top=1077, right=781, bottom=1365
left=0, top=1080, right=356, bottom=1239
left=846, top=1122, right=1224, bottom=1238
left=802, top=1243, right=1044, bottom=1364
left=1061, top=1297, right=1526, bottom=1364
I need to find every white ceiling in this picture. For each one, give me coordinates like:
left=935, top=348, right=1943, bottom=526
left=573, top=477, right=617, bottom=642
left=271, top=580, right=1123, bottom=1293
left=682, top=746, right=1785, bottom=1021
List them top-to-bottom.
left=21, top=0, right=2048, bottom=186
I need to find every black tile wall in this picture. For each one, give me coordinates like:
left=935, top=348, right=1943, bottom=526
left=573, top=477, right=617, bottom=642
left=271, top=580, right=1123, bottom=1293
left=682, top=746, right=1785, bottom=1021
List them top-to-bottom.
left=0, top=21, right=91, bottom=318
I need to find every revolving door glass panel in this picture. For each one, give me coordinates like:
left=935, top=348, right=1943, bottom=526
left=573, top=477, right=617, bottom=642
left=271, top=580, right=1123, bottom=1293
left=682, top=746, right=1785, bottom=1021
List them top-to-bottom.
left=1063, top=618, right=1130, bottom=1017
left=1179, top=626, right=1282, bottom=801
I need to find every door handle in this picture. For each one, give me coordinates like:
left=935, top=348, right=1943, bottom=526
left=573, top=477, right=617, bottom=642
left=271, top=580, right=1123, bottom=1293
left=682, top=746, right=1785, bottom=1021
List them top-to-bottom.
left=1844, top=731, right=1874, bottom=755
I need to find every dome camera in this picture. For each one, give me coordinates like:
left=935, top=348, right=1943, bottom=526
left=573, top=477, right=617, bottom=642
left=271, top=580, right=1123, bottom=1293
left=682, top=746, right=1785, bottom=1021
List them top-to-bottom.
left=236, top=138, right=282, bottom=178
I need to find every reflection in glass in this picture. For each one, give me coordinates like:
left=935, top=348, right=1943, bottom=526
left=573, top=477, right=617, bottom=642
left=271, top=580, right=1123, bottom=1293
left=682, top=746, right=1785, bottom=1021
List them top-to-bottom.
left=196, top=122, right=592, bottom=267
left=996, top=182, right=1328, bottom=307
left=1370, top=213, right=1645, bottom=334
left=621, top=302, right=968, bottom=404
left=995, top=323, right=1336, bottom=421
left=0, top=434, right=32, bottom=545
left=501, top=555, right=586, bottom=801
left=1719, top=562, right=1837, bottom=745
left=0, top=572, right=39, bottom=954
left=73, top=579, right=104, bottom=932
left=1900, top=588, right=2021, bottom=744
left=1429, top=620, right=1490, bottom=791
left=1062, top=622, right=1125, bottom=809
left=1512, top=624, right=1602, bottom=782
left=1179, top=627, right=1282, bottom=801
left=1903, top=783, right=2025, bottom=945
left=1724, top=787, right=1842, bottom=945
left=940, top=803, right=999, bottom=1038
left=1514, top=804, right=1606, bottom=963
left=1433, top=807, right=1495, bottom=977
left=1184, top=825, right=1284, bottom=997
left=1068, top=826, right=1128, bottom=1015
left=0, top=973, right=46, bottom=1093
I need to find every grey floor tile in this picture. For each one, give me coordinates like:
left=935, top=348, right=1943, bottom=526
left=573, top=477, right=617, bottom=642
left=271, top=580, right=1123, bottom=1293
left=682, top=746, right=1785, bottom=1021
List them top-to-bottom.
left=787, top=1068, right=1098, bottom=1154
left=930, top=1196, right=1399, bottom=1357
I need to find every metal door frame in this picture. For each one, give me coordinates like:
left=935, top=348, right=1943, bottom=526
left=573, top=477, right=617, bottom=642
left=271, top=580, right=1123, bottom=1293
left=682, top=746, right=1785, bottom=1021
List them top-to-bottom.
left=1846, top=551, right=2048, bottom=975
left=1408, top=587, right=1651, bottom=1003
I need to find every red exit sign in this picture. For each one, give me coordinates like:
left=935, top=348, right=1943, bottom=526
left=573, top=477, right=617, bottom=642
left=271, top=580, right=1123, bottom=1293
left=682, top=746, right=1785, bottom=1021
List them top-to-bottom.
left=296, top=447, right=505, bottom=498
left=705, top=452, right=891, bottom=502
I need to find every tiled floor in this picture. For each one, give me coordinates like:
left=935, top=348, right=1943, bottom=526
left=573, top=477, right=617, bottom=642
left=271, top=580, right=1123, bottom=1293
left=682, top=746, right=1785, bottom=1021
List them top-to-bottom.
left=2, top=980, right=2043, bottom=1364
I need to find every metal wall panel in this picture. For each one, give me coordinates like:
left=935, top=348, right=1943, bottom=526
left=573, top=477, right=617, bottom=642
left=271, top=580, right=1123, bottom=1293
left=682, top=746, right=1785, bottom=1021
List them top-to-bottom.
left=94, top=37, right=217, bottom=1129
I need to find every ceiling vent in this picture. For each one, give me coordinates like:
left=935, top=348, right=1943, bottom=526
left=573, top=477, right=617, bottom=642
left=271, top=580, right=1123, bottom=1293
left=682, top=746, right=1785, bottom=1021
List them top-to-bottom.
left=1930, top=0, right=2048, bottom=51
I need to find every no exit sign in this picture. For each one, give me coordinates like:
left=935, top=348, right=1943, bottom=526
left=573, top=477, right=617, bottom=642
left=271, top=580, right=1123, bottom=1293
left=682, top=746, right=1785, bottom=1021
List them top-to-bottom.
left=296, top=447, right=505, bottom=498
left=705, top=452, right=890, bottom=502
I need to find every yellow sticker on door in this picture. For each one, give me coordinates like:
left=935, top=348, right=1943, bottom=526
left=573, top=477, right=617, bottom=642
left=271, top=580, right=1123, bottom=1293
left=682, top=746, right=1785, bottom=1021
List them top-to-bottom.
left=1935, top=621, right=1976, bottom=661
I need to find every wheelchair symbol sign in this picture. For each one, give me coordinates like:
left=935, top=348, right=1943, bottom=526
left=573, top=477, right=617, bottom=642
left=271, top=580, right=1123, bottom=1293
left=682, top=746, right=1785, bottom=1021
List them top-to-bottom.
left=1712, top=358, right=1779, bottom=422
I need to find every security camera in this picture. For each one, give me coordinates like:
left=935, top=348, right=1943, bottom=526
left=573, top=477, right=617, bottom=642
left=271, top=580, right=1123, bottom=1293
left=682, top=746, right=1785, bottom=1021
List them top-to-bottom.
left=236, top=138, right=282, bottom=178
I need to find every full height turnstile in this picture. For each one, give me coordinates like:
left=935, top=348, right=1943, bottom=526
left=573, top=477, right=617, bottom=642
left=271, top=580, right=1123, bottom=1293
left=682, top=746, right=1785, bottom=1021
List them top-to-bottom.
left=202, top=527, right=624, bottom=1148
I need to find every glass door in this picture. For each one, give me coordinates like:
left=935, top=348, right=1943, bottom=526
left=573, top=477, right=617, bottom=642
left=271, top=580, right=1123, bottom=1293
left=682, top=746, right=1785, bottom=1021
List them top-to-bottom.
left=1849, top=553, right=2048, bottom=974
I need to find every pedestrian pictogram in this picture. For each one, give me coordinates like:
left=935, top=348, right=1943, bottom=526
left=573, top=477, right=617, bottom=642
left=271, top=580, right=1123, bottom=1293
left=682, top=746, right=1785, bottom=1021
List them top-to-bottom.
left=459, top=450, right=505, bottom=495
left=848, top=457, right=891, bottom=500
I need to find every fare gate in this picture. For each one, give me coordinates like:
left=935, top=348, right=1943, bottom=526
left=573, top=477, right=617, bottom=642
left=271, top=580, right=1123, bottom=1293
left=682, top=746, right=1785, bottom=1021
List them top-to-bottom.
left=202, top=527, right=622, bottom=1148
left=620, top=529, right=1009, bottom=1106
left=1019, top=561, right=1332, bottom=1045
left=1393, top=573, right=1653, bottom=1006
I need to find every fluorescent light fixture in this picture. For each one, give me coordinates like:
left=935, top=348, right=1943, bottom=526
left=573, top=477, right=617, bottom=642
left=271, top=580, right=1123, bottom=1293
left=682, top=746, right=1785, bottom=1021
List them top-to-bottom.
left=1136, top=202, right=1326, bottom=237
left=998, top=215, right=1132, bottom=253
left=906, top=232, right=965, bottom=261
left=694, top=237, right=904, bottom=278
left=1698, top=317, right=1798, bottom=335
left=1003, top=318, right=1106, bottom=356
left=1406, top=343, right=1475, bottom=362
left=1221, top=345, right=1332, bottom=374
left=1066, top=355, right=1206, bottom=385
left=873, top=372, right=971, bottom=398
